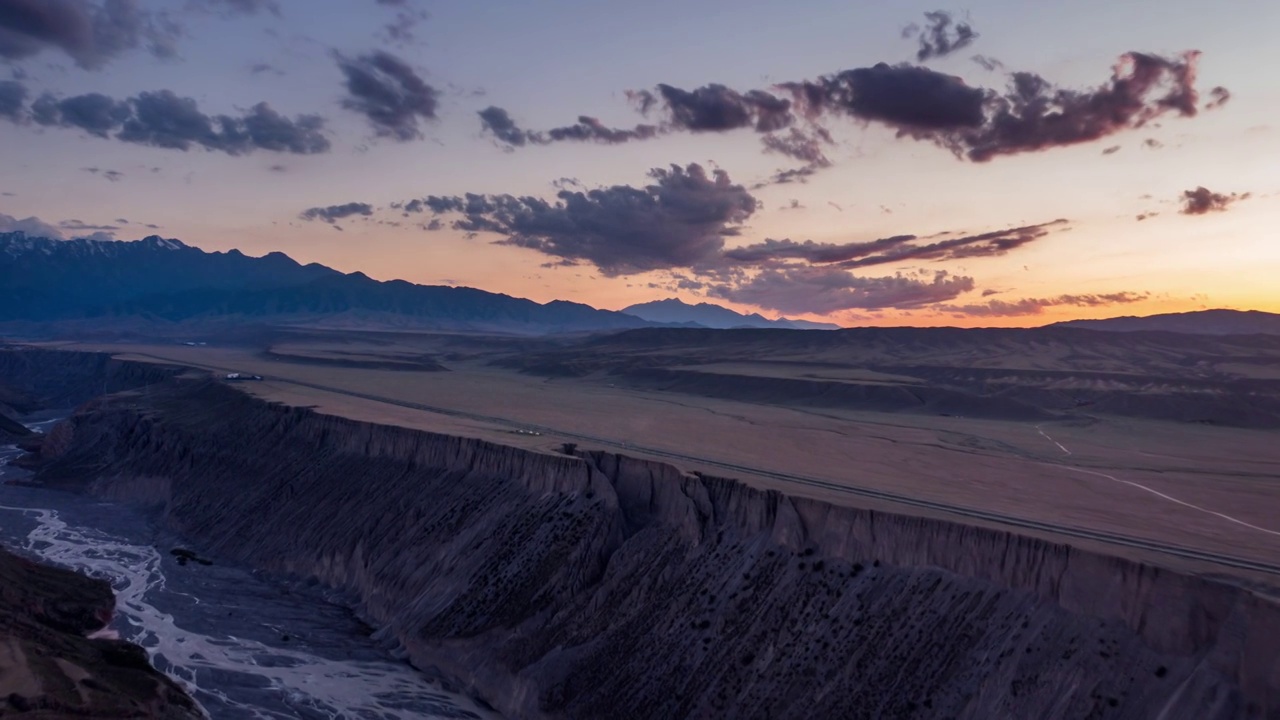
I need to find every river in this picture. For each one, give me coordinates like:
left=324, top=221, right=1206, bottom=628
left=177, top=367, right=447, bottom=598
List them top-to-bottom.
left=0, top=418, right=494, bottom=720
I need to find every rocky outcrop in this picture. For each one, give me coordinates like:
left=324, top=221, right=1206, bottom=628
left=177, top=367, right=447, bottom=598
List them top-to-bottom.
left=0, top=347, right=177, bottom=412
left=27, top=373, right=1280, bottom=720
left=0, top=545, right=200, bottom=718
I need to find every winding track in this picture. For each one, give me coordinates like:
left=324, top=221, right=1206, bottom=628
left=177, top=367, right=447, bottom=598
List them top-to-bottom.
left=125, top=352, right=1280, bottom=576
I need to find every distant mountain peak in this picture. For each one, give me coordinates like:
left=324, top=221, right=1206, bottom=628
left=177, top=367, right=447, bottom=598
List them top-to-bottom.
left=622, top=297, right=841, bottom=330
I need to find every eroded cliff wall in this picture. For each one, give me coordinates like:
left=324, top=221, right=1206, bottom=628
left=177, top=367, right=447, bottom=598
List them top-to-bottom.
left=23, top=361, right=1280, bottom=719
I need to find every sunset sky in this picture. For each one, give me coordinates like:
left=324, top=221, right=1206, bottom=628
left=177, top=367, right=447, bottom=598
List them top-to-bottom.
left=1, top=0, right=1277, bottom=327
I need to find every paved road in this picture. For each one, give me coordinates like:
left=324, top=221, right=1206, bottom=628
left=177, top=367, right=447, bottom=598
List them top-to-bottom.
left=126, top=352, right=1280, bottom=577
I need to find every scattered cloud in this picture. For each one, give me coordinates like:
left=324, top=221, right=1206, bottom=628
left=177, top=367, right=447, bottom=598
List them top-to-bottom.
left=0, top=0, right=182, bottom=70
left=201, top=0, right=280, bottom=16
left=906, top=11, right=978, bottom=62
left=336, top=50, right=439, bottom=141
left=971, top=54, right=1003, bottom=72
left=0, top=78, right=23, bottom=119
left=6, top=84, right=330, bottom=154
left=1204, top=85, right=1230, bottom=110
left=477, top=105, right=659, bottom=148
left=1101, top=144, right=1120, bottom=155
left=416, top=163, right=759, bottom=275
left=81, top=166, right=123, bottom=181
left=1180, top=186, right=1250, bottom=215
left=299, top=202, right=374, bottom=224
left=1135, top=211, right=1157, bottom=221
left=724, top=219, right=1067, bottom=269
left=709, top=267, right=975, bottom=314
left=939, top=291, right=1148, bottom=317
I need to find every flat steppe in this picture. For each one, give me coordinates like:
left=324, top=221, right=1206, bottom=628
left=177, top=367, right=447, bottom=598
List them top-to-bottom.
left=36, top=326, right=1280, bottom=589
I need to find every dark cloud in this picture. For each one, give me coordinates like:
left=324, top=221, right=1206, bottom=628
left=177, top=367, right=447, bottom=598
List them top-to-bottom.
left=0, top=0, right=181, bottom=70
left=203, top=0, right=279, bottom=16
left=380, top=5, right=428, bottom=45
left=909, top=11, right=979, bottom=62
left=485, top=44, right=1211, bottom=163
left=337, top=50, right=439, bottom=141
left=781, top=51, right=1210, bottom=160
left=955, top=52, right=1204, bottom=161
left=971, top=54, right=1003, bottom=72
left=783, top=63, right=986, bottom=132
left=0, top=77, right=22, bottom=118
left=652, top=83, right=794, bottom=133
left=1205, top=86, right=1229, bottom=110
left=15, top=87, right=330, bottom=154
left=32, top=91, right=129, bottom=136
left=477, top=105, right=659, bottom=148
left=756, top=127, right=834, bottom=187
left=761, top=127, right=831, bottom=166
left=1142, top=138, right=1163, bottom=149
left=1101, top=144, right=1120, bottom=155
left=418, top=163, right=759, bottom=275
left=81, top=166, right=123, bottom=181
left=1180, top=186, right=1249, bottom=215
left=299, top=202, right=374, bottom=223
left=1135, top=212, right=1156, bottom=221
left=59, top=218, right=117, bottom=231
left=724, top=220, right=1067, bottom=268
left=709, top=267, right=975, bottom=314
left=940, top=291, right=1148, bottom=317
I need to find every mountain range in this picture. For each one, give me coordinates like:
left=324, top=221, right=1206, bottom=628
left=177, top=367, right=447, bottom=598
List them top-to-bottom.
left=0, top=232, right=649, bottom=334
left=622, top=299, right=840, bottom=330
left=1054, top=309, right=1280, bottom=335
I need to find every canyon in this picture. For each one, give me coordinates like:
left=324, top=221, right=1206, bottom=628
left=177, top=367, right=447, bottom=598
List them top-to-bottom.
left=2, top=346, right=1278, bottom=718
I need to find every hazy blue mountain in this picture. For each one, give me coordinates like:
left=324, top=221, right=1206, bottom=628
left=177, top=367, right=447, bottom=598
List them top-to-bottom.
left=0, top=232, right=650, bottom=334
left=622, top=298, right=841, bottom=330
left=1052, top=309, right=1280, bottom=336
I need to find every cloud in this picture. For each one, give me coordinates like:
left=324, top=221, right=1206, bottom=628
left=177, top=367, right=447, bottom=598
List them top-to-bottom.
left=0, top=0, right=181, bottom=70
left=202, top=0, right=279, bottom=15
left=908, top=10, right=979, bottom=62
left=336, top=50, right=439, bottom=141
left=780, top=51, right=1207, bottom=162
left=955, top=52, right=1204, bottom=161
left=971, top=55, right=1003, bottom=72
left=0, top=77, right=22, bottom=119
left=648, top=83, right=795, bottom=133
left=1205, top=86, right=1229, bottom=110
left=14, top=87, right=330, bottom=154
left=477, top=105, right=660, bottom=148
left=1101, top=144, right=1120, bottom=155
left=417, top=163, right=759, bottom=275
left=81, top=166, right=123, bottom=181
left=1180, top=186, right=1249, bottom=215
left=299, top=202, right=374, bottom=223
left=0, top=211, right=64, bottom=238
left=724, top=219, right=1067, bottom=268
left=709, top=267, right=975, bottom=314
left=939, top=291, right=1148, bottom=317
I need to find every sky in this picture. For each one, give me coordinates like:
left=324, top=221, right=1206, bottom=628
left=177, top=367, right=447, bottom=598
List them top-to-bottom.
left=0, top=0, right=1277, bottom=327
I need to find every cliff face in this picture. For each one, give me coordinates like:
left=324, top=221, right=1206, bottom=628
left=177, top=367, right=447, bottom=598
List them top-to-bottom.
left=27, top=371, right=1280, bottom=719
left=0, top=545, right=201, bottom=718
